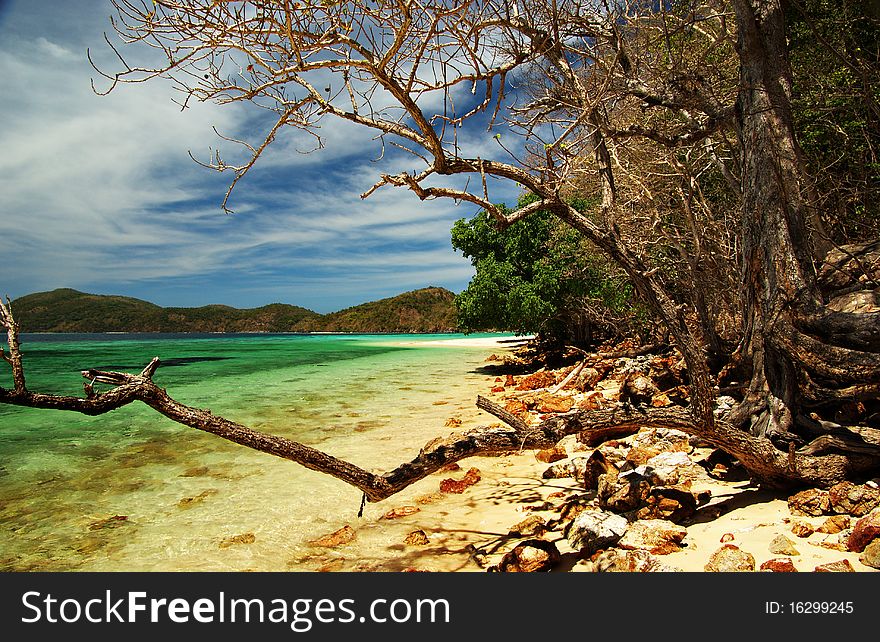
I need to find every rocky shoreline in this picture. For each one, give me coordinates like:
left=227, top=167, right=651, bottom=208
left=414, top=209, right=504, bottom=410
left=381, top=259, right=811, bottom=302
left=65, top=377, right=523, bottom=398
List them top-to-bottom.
left=308, top=341, right=880, bottom=573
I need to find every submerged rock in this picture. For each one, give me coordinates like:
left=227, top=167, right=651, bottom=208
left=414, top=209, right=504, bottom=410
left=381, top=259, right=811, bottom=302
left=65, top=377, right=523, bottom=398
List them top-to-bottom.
left=311, top=525, right=356, bottom=548
left=404, top=530, right=430, bottom=546
left=219, top=532, right=256, bottom=549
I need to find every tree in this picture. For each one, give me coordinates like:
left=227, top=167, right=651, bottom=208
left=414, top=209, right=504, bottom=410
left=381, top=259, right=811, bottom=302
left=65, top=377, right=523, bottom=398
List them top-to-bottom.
left=3, top=1, right=880, bottom=497
left=452, top=195, right=641, bottom=346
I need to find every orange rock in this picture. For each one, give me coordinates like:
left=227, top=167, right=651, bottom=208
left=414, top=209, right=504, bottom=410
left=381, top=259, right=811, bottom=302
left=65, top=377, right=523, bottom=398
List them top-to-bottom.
left=515, top=371, right=557, bottom=391
left=505, top=374, right=516, bottom=387
left=491, top=386, right=505, bottom=393
left=537, top=394, right=574, bottom=413
left=504, top=399, right=530, bottom=419
left=444, top=417, right=462, bottom=427
left=536, top=447, right=567, bottom=464
left=439, top=467, right=481, bottom=494
left=382, top=506, right=421, bottom=520
left=311, top=525, right=356, bottom=548
left=720, top=533, right=735, bottom=543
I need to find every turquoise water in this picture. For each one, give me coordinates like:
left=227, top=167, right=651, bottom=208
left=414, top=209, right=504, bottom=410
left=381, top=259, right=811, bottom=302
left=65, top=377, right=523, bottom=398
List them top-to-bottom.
left=0, top=332, right=514, bottom=571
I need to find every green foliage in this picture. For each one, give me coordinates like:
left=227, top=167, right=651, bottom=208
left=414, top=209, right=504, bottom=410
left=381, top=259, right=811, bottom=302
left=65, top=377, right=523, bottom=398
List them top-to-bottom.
left=787, top=0, right=880, bottom=240
left=451, top=195, right=637, bottom=345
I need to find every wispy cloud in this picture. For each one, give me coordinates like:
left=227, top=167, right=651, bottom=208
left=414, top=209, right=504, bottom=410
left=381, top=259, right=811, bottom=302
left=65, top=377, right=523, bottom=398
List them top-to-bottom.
left=0, top=2, right=527, bottom=313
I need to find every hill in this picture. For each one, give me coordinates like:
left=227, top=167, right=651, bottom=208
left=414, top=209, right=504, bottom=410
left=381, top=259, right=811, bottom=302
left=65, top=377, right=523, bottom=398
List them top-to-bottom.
left=10, top=287, right=458, bottom=333
left=294, top=287, right=457, bottom=333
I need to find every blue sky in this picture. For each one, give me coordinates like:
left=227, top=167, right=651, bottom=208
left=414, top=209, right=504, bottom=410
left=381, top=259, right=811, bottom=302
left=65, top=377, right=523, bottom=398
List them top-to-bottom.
left=0, top=1, right=522, bottom=313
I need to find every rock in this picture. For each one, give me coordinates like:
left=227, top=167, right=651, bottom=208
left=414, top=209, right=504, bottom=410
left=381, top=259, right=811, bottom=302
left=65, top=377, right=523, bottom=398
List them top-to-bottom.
left=827, top=290, right=880, bottom=314
left=515, top=371, right=557, bottom=391
left=504, top=374, right=516, bottom=387
left=621, top=374, right=660, bottom=406
left=490, top=386, right=505, bottom=393
left=577, top=391, right=606, bottom=410
left=650, top=393, right=673, bottom=407
left=537, top=394, right=574, bottom=413
left=504, top=399, right=530, bottom=419
left=444, top=417, right=462, bottom=428
left=555, top=434, right=590, bottom=456
left=625, top=445, right=663, bottom=466
left=536, top=446, right=568, bottom=463
left=582, top=449, right=618, bottom=491
left=642, top=451, right=706, bottom=486
left=542, top=458, right=588, bottom=480
left=439, top=462, right=462, bottom=472
left=440, top=467, right=481, bottom=494
left=597, top=471, right=651, bottom=513
left=828, top=481, right=880, bottom=516
left=635, top=485, right=699, bottom=523
left=177, top=488, right=219, bottom=509
left=788, top=488, right=831, bottom=516
left=415, top=492, right=446, bottom=505
left=559, top=498, right=591, bottom=523
left=382, top=506, right=421, bottom=519
left=846, top=508, right=880, bottom=552
left=565, top=509, right=629, bottom=555
left=87, top=515, right=129, bottom=531
left=508, top=515, right=547, bottom=537
left=817, top=515, right=850, bottom=534
left=617, top=519, right=688, bottom=555
left=790, top=521, right=815, bottom=538
left=311, top=525, right=356, bottom=548
left=404, top=530, right=430, bottom=546
left=219, top=532, right=256, bottom=549
left=720, top=533, right=735, bottom=543
left=769, top=534, right=800, bottom=556
left=496, top=539, right=560, bottom=572
left=859, top=539, right=880, bottom=569
left=705, top=545, right=756, bottom=572
left=591, top=548, right=682, bottom=572
left=316, top=558, right=346, bottom=572
left=760, top=558, right=798, bottom=572
left=814, top=559, right=855, bottom=572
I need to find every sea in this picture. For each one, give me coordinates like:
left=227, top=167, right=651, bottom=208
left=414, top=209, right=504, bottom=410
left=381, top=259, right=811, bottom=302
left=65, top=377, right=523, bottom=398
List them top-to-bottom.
left=0, top=332, right=521, bottom=572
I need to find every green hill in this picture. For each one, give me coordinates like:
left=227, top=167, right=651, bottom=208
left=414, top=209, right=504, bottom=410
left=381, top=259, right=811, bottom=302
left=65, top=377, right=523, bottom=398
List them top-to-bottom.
left=10, top=287, right=458, bottom=333
left=294, top=287, right=457, bottom=333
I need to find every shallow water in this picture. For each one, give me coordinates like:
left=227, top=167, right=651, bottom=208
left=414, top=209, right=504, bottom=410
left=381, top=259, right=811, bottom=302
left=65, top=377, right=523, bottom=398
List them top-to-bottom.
left=0, top=332, right=516, bottom=571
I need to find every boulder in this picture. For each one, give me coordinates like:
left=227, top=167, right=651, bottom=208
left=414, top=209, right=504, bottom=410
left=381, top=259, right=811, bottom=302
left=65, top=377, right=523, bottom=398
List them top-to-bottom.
left=582, top=449, right=618, bottom=491
left=642, top=451, right=707, bottom=486
left=542, top=457, right=589, bottom=481
left=597, top=471, right=651, bottom=513
left=828, top=481, right=880, bottom=517
left=635, top=485, right=699, bottom=523
left=788, top=488, right=831, bottom=516
left=846, top=508, right=880, bottom=552
left=565, top=509, right=629, bottom=555
left=508, top=515, right=547, bottom=537
left=817, top=515, right=850, bottom=534
left=616, top=519, right=688, bottom=555
left=790, top=521, right=815, bottom=538
left=311, top=525, right=356, bottom=548
left=404, top=530, right=430, bottom=546
left=769, top=534, right=800, bottom=556
left=496, top=539, right=560, bottom=572
left=859, top=539, right=880, bottom=569
left=704, top=545, right=756, bottom=572
left=590, top=549, right=682, bottom=572
left=760, top=558, right=798, bottom=572
left=814, top=559, right=855, bottom=572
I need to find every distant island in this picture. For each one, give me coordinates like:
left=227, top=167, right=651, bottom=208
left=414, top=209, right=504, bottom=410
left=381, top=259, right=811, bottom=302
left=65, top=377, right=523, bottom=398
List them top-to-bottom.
left=11, top=287, right=458, bottom=334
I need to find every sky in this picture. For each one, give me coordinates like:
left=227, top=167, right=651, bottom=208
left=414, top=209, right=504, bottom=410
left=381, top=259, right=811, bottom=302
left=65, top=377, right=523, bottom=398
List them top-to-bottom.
left=0, top=0, right=522, bottom=313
